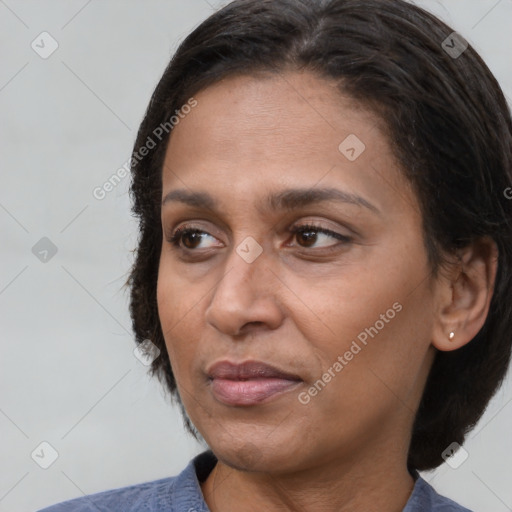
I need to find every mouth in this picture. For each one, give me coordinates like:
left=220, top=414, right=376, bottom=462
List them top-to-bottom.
left=206, top=360, right=303, bottom=406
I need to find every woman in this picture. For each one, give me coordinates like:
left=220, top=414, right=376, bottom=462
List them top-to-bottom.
left=39, top=0, right=512, bottom=510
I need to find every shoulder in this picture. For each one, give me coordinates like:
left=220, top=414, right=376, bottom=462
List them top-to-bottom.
left=36, top=450, right=216, bottom=512
left=404, top=475, right=474, bottom=512
left=36, top=476, right=176, bottom=512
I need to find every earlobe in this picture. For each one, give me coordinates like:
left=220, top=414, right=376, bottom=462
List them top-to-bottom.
left=431, top=237, right=498, bottom=353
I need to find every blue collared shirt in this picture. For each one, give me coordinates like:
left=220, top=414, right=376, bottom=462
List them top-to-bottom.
left=37, top=450, right=473, bottom=511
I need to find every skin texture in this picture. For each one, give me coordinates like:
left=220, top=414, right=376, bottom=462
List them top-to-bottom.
left=156, top=71, right=498, bottom=512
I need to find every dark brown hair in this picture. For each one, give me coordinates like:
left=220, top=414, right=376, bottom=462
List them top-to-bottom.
left=124, top=0, right=512, bottom=471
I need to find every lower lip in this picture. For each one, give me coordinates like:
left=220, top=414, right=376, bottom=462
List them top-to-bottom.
left=210, top=378, right=302, bottom=406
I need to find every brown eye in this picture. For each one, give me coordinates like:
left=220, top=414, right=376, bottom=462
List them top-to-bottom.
left=289, top=224, right=352, bottom=249
left=169, top=227, right=215, bottom=250
left=295, top=227, right=319, bottom=248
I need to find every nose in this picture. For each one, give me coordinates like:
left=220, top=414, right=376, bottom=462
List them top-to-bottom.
left=204, top=243, right=285, bottom=337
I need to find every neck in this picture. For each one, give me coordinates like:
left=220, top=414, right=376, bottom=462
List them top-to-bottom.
left=200, top=440, right=416, bottom=512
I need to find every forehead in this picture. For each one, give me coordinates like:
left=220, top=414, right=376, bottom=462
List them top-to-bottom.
left=162, top=71, right=416, bottom=217
left=167, top=71, right=379, bottom=159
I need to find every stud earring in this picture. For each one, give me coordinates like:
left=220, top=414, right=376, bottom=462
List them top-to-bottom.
left=449, top=331, right=455, bottom=341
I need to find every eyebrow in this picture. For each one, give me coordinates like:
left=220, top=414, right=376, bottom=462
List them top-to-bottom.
left=161, top=187, right=380, bottom=215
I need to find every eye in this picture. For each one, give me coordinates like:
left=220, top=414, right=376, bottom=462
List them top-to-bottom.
left=166, top=222, right=352, bottom=254
left=288, top=223, right=352, bottom=249
left=168, top=226, right=219, bottom=250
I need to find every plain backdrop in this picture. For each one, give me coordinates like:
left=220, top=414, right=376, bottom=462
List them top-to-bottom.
left=0, top=1, right=511, bottom=511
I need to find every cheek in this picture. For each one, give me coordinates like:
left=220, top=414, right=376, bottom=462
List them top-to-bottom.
left=291, top=244, right=433, bottom=380
left=157, top=254, right=207, bottom=330
left=156, top=260, right=202, bottom=380
left=292, top=284, right=434, bottom=438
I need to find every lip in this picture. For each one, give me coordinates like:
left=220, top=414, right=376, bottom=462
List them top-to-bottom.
left=207, top=360, right=303, bottom=406
left=207, top=360, right=302, bottom=380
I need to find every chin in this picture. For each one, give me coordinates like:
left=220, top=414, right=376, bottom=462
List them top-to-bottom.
left=201, top=428, right=286, bottom=470
left=208, top=429, right=313, bottom=475
left=216, top=441, right=270, bottom=472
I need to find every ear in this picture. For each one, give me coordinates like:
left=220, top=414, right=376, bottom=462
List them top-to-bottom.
left=431, top=237, right=498, bottom=352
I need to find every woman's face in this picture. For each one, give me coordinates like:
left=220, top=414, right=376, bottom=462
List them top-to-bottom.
left=157, top=71, right=441, bottom=473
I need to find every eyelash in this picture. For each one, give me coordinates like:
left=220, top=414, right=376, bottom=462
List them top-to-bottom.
left=167, top=223, right=352, bottom=253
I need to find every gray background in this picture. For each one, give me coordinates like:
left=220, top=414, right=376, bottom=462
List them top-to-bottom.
left=0, top=1, right=511, bottom=511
